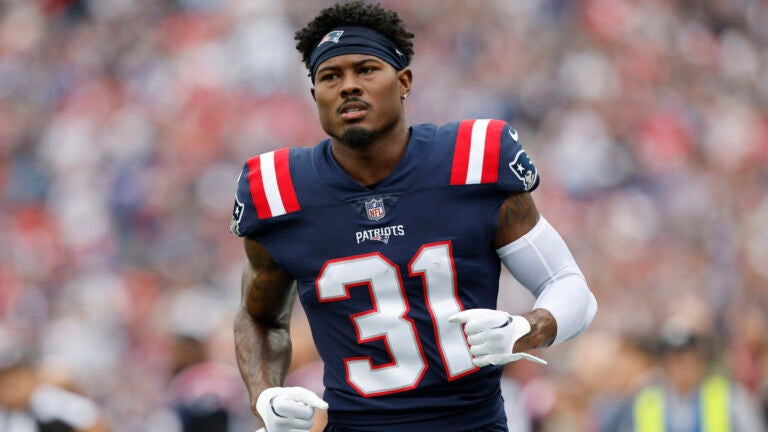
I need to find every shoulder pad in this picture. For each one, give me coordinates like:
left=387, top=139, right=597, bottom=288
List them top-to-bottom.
left=449, top=119, right=539, bottom=192
left=230, top=148, right=300, bottom=237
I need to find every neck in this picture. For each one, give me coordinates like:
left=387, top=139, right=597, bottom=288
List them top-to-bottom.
left=331, top=119, right=409, bottom=186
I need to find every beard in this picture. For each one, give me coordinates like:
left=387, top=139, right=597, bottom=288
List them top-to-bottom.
left=341, top=125, right=376, bottom=149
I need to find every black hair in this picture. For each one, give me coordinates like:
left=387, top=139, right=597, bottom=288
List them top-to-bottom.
left=294, top=1, right=414, bottom=71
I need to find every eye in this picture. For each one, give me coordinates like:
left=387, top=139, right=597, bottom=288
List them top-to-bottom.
left=360, top=66, right=377, bottom=74
left=319, top=72, right=339, bottom=82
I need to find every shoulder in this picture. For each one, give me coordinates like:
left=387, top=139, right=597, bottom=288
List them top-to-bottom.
left=431, top=119, right=540, bottom=192
left=230, top=147, right=315, bottom=238
left=240, top=147, right=303, bottom=218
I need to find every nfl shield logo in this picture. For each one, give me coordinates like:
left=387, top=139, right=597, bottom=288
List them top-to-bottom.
left=365, top=198, right=385, bottom=221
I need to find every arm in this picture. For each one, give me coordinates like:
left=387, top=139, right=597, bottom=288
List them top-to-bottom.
left=451, top=192, right=597, bottom=366
left=493, top=192, right=558, bottom=352
left=495, top=192, right=597, bottom=349
left=234, top=237, right=297, bottom=413
left=234, top=238, right=327, bottom=432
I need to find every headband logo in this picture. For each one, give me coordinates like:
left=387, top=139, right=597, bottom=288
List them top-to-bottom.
left=318, top=30, right=344, bottom=47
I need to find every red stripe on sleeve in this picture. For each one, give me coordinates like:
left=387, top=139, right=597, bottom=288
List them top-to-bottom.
left=450, top=120, right=475, bottom=185
left=481, top=120, right=504, bottom=183
left=273, top=148, right=300, bottom=213
left=246, top=156, right=272, bottom=219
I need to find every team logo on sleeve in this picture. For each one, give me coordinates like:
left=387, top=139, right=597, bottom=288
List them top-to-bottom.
left=318, top=30, right=344, bottom=46
left=508, top=149, right=538, bottom=191
left=230, top=197, right=245, bottom=236
left=365, top=198, right=385, bottom=221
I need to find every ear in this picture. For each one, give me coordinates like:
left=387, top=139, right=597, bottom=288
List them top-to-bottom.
left=397, top=68, right=412, bottom=99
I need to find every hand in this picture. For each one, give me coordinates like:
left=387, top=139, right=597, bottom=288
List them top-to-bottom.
left=449, top=309, right=547, bottom=367
left=255, top=386, right=328, bottom=432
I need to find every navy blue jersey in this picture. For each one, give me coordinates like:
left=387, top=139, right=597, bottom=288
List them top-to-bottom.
left=231, top=120, right=539, bottom=432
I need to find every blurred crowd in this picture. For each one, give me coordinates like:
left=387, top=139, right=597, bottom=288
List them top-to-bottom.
left=0, top=0, right=767, bottom=430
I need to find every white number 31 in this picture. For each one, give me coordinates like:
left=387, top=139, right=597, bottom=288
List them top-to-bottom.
left=316, top=241, right=476, bottom=396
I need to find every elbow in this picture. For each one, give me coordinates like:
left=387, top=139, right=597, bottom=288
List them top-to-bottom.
left=534, top=274, right=597, bottom=346
left=576, top=289, right=598, bottom=338
left=585, top=290, right=598, bottom=326
left=235, top=304, right=290, bottom=332
left=233, top=307, right=253, bottom=336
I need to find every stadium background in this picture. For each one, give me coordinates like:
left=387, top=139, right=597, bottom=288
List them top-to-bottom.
left=0, top=0, right=766, bottom=430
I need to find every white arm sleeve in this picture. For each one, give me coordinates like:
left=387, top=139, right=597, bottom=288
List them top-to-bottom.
left=496, top=216, right=597, bottom=345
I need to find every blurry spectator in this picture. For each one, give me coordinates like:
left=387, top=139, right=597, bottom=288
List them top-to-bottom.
left=154, top=288, right=252, bottom=432
left=610, top=322, right=765, bottom=432
left=0, top=327, right=110, bottom=432
left=145, top=329, right=252, bottom=432
left=167, top=357, right=244, bottom=432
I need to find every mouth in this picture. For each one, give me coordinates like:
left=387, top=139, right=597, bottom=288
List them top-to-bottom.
left=338, top=100, right=370, bottom=121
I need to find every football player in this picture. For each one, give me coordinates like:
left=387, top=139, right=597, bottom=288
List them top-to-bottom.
left=231, top=2, right=597, bottom=431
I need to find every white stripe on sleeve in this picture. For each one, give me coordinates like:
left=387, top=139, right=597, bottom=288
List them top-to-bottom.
left=465, top=119, right=490, bottom=184
left=259, top=151, right=286, bottom=216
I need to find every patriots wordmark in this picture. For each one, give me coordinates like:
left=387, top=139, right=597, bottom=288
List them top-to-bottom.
left=355, top=225, right=405, bottom=244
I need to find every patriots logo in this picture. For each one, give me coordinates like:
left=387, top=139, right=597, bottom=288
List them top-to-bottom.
left=318, top=30, right=344, bottom=47
left=508, top=150, right=538, bottom=191
left=230, top=197, right=245, bottom=236
left=365, top=198, right=385, bottom=221
left=371, top=234, right=390, bottom=244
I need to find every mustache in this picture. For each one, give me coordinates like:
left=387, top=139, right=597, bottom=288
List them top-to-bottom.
left=337, top=97, right=371, bottom=114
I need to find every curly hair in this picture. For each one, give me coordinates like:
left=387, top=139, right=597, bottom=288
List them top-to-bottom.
left=294, top=1, right=414, bottom=71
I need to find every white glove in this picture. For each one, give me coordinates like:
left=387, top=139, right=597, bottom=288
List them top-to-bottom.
left=449, top=309, right=547, bottom=367
left=255, top=386, right=328, bottom=432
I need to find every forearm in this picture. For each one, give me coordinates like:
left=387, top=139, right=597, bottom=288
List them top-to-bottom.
left=497, top=216, right=597, bottom=346
left=237, top=238, right=299, bottom=403
left=234, top=308, right=293, bottom=403
left=516, top=308, right=557, bottom=351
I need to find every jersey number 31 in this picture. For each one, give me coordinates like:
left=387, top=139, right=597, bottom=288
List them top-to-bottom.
left=316, top=241, right=476, bottom=397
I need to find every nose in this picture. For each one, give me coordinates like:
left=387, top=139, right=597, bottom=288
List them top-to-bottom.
left=339, top=73, right=362, bottom=98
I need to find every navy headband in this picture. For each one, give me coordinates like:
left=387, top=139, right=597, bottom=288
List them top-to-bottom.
left=309, top=26, right=408, bottom=84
